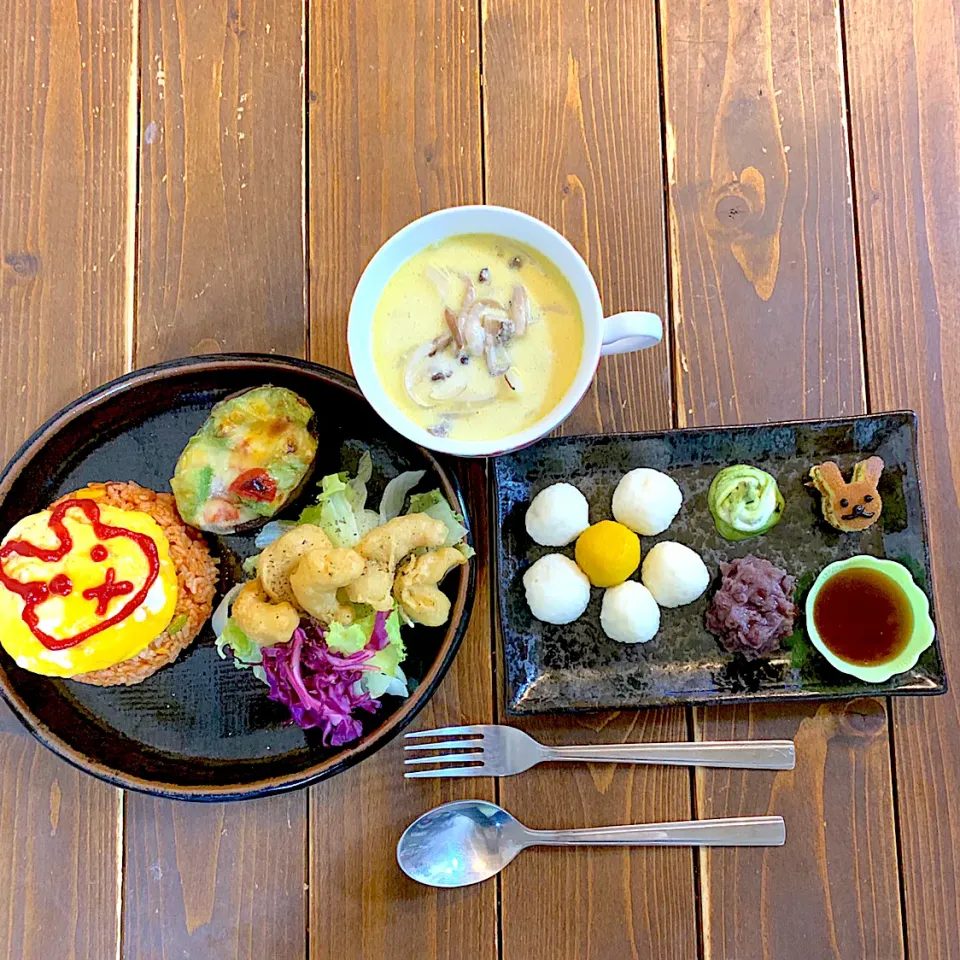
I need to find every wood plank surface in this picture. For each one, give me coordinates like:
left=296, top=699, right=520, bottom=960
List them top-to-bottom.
left=0, top=0, right=134, bottom=956
left=136, top=0, right=305, bottom=362
left=660, top=0, right=904, bottom=957
left=125, top=1, right=307, bottom=957
left=843, top=1, right=960, bottom=955
left=482, top=3, right=698, bottom=958
left=307, top=5, right=496, bottom=960
left=123, top=793, right=306, bottom=957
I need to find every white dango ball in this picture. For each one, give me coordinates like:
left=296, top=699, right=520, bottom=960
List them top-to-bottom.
left=612, top=468, right=683, bottom=536
left=525, top=482, right=590, bottom=547
left=640, top=541, right=709, bottom=608
left=523, top=554, right=591, bottom=624
left=600, top=581, right=660, bottom=644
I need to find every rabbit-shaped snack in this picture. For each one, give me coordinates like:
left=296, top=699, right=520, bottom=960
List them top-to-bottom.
left=808, top=457, right=884, bottom=532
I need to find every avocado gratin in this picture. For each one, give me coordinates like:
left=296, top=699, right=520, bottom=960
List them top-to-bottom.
left=171, top=386, right=319, bottom=535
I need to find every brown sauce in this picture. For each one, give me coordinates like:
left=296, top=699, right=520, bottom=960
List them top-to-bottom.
left=813, top=567, right=913, bottom=666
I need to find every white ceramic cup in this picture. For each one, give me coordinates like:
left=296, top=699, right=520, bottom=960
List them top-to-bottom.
left=348, top=205, right=663, bottom=457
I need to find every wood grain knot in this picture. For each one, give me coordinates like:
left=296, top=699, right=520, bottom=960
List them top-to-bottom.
left=705, top=165, right=781, bottom=300
left=710, top=166, right=766, bottom=236
left=715, top=195, right=751, bottom=223
left=4, top=252, right=40, bottom=277
left=838, top=698, right=886, bottom=738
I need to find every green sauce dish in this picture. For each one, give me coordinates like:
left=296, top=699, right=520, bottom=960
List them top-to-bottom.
left=805, top=556, right=935, bottom=683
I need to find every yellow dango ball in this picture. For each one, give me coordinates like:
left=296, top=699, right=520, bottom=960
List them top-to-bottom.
left=574, top=520, right=641, bottom=588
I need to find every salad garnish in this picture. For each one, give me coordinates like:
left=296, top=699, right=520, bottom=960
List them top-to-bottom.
left=213, top=448, right=470, bottom=744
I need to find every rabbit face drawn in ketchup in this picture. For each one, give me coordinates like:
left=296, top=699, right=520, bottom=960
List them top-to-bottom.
left=0, top=497, right=179, bottom=677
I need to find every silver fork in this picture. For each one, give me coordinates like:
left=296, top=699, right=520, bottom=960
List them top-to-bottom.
left=404, top=724, right=795, bottom=778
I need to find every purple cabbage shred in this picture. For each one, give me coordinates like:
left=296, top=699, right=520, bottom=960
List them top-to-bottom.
left=260, top=612, right=390, bottom=746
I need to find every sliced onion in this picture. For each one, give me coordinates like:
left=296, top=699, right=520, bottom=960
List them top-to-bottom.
left=425, top=264, right=453, bottom=302
left=462, top=278, right=477, bottom=311
left=510, top=284, right=531, bottom=336
left=458, top=301, right=487, bottom=356
left=444, top=307, right=462, bottom=348
left=428, top=334, right=452, bottom=356
left=405, top=339, right=469, bottom=407
left=484, top=341, right=511, bottom=376
left=404, top=342, right=446, bottom=408
left=404, top=342, right=437, bottom=405
left=429, top=378, right=467, bottom=402
left=452, top=390, right=498, bottom=406
left=379, top=469, right=426, bottom=523
left=254, top=519, right=297, bottom=549
left=212, top=582, right=244, bottom=637
left=361, top=665, right=409, bottom=699
left=382, top=669, right=409, bottom=698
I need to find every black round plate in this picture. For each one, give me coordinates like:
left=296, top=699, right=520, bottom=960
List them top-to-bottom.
left=0, top=355, right=475, bottom=800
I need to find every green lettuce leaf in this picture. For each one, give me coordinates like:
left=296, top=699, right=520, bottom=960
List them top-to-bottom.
left=298, top=453, right=378, bottom=546
left=378, top=470, right=426, bottom=523
left=406, top=490, right=469, bottom=547
left=297, top=504, right=324, bottom=527
left=325, top=607, right=406, bottom=679
left=216, top=618, right=267, bottom=682
left=325, top=618, right=371, bottom=656
left=367, top=642, right=401, bottom=676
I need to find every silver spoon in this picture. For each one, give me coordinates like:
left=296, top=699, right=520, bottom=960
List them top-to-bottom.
left=397, top=800, right=786, bottom=888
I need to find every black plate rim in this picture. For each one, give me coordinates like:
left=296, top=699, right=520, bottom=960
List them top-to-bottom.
left=0, top=353, right=476, bottom=801
left=492, top=411, right=948, bottom=714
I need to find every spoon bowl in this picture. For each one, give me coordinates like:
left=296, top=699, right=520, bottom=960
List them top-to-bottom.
left=397, top=800, right=528, bottom=888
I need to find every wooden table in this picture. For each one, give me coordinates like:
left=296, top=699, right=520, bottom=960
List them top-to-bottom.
left=1, top=1, right=957, bottom=957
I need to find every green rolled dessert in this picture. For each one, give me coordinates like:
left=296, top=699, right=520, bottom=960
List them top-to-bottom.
left=708, top=465, right=784, bottom=541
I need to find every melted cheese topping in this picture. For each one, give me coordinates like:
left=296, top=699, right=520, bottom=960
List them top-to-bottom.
left=171, top=386, right=317, bottom=532
left=0, top=504, right=178, bottom=677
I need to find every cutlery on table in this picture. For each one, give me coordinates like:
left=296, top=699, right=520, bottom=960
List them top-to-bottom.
left=404, top=724, right=795, bottom=778
left=397, top=800, right=786, bottom=887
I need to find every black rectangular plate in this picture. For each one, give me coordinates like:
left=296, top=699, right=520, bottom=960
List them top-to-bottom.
left=493, top=413, right=947, bottom=714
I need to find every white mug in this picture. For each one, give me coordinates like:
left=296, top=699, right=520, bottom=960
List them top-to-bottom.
left=348, top=205, right=663, bottom=457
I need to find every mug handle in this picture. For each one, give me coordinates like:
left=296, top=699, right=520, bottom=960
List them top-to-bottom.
left=600, top=312, right=663, bottom=356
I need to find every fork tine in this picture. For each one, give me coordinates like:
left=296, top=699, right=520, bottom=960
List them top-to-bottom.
left=404, top=725, right=488, bottom=738
left=404, top=740, right=485, bottom=752
left=404, top=753, right=484, bottom=766
left=404, top=766, right=491, bottom=779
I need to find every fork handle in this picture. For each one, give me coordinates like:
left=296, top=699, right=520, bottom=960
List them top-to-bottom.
left=545, top=739, right=795, bottom=770
left=530, top=816, right=785, bottom=847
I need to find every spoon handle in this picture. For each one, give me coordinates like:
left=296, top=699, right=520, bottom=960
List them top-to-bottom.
left=546, top=739, right=795, bottom=770
left=530, top=816, right=785, bottom=847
